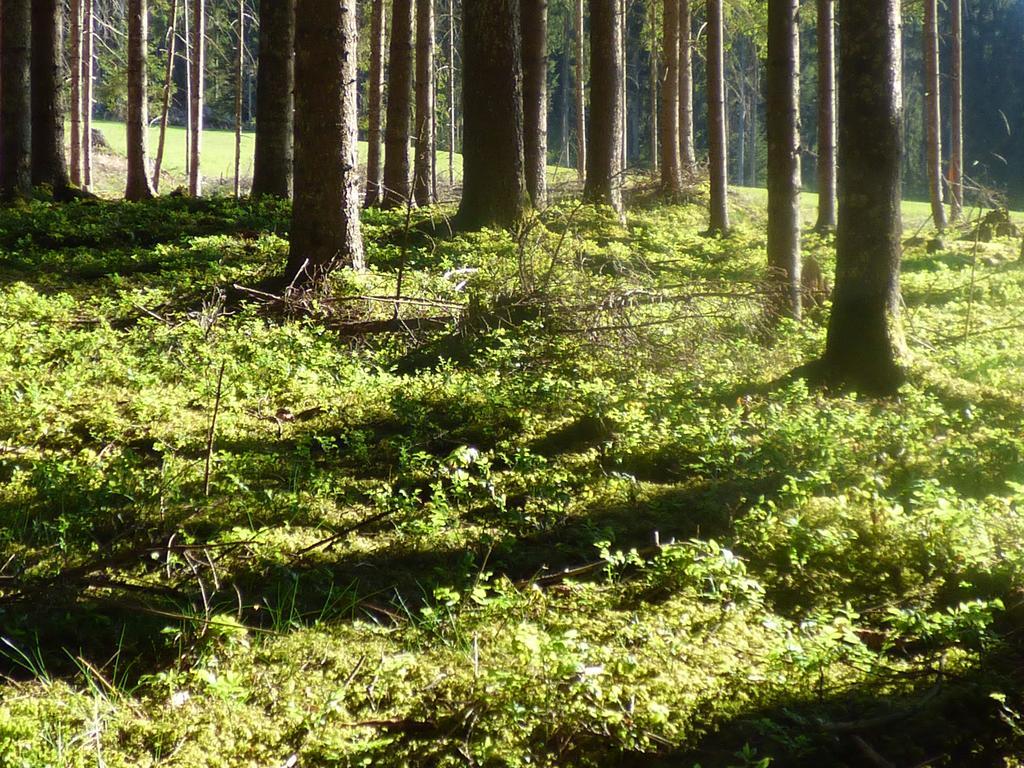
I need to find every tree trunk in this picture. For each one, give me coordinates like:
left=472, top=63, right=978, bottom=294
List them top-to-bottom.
left=1, top=0, right=32, bottom=200
left=31, top=0, right=71, bottom=194
left=70, top=0, right=84, bottom=187
left=83, top=0, right=94, bottom=189
left=126, top=0, right=155, bottom=200
left=153, top=0, right=179, bottom=191
left=183, top=0, right=192, bottom=171
left=189, top=0, right=205, bottom=196
left=233, top=0, right=244, bottom=198
left=252, top=0, right=294, bottom=199
left=287, top=0, right=363, bottom=284
left=364, top=0, right=385, bottom=205
left=382, top=0, right=415, bottom=208
left=414, top=0, right=436, bottom=206
left=448, top=0, right=457, bottom=185
left=456, top=0, right=529, bottom=229
left=522, top=0, right=548, bottom=206
left=574, top=0, right=586, bottom=181
left=583, top=0, right=623, bottom=213
left=619, top=0, right=627, bottom=169
left=647, top=0, right=657, bottom=173
left=659, top=0, right=682, bottom=194
left=678, top=0, right=695, bottom=173
left=706, top=0, right=729, bottom=233
left=766, top=0, right=801, bottom=320
left=814, top=0, right=836, bottom=233
left=820, top=0, right=906, bottom=395
left=923, top=0, right=946, bottom=231
left=949, top=0, right=963, bottom=222
left=562, top=8, right=574, bottom=167
left=747, top=43, right=758, bottom=186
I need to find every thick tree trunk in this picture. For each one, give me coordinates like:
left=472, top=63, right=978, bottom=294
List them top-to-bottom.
left=1, top=0, right=32, bottom=199
left=31, top=0, right=71, bottom=194
left=70, top=0, right=84, bottom=187
left=83, top=0, right=94, bottom=189
left=126, top=0, right=155, bottom=200
left=153, top=0, right=179, bottom=191
left=189, top=0, right=205, bottom=196
left=233, top=0, right=244, bottom=198
left=252, top=0, right=294, bottom=199
left=287, top=0, right=363, bottom=283
left=364, top=0, right=385, bottom=205
left=382, top=0, right=415, bottom=208
left=414, top=0, right=436, bottom=206
left=457, top=0, right=529, bottom=229
left=522, top=0, right=548, bottom=206
left=574, top=0, right=586, bottom=181
left=583, top=0, right=623, bottom=213
left=659, top=0, right=682, bottom=194
left=678, top=0, right=695, bottom=173
left=706, top=0, right=729, bottom=233
left=766, top=0, right=801, bottom=320
left=814, top=0, right=836, bottom=233
left=821, top=0, right=906, bottom=394
left=923, top=0, right=946, bottom=231
left=949, top=0, right=963, bottom=222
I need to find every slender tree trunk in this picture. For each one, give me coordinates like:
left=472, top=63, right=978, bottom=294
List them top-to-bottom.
left=1, top=0, right=32, bottom=200
left=31, top=0, right=71, bottom=194
left=70, top=0, right=84, bottom=187
left=83, top=0, right=94, bottom=189
left=126, top=0, right=155, bottom=200
left=153, top=0, right=179, bottom=191
left=183, top=0, right=192, bottom=171
left=189, top=0, right=205, bottom=196
left=233, top=0, right=244, bottom=198
left=252, top=0, right=294, bottom=198
left=287, top=0, right=363, bottom=283
left=364, top=0, right=385, bottom=205
left=382, top=0, right=415, bottom=208
left=414, top=0, right=436, bottom=205
left=448, top=0, right=456, bottom=185
left=456, top=0, right=529, bottom=229
left=522, top=0, right=548, bottom=206
left=575, top=0, right=586, bottom=181
left=583, top=0, right=623, bottom=213
left=619, top=0, right=627, bottom=169
left=647, top=0, right=658, bottom=173
left=659, top=0, right=682, bottom=194
left=678, top=0, right=695, bottom=173
left=706, top=0, right=729, bottom=233
left=766, top=0, right=801, bottom=320
left=815, top=0, right=836, bottom=232
left=820, top=0, right=906, bottom=395
left=923, top=0, right=946, bottom=231
left=949, top=0, right=963, bottom=222
left=563, top=9, right=574, bottom=167
left=747, top=41, right=758, bottom=186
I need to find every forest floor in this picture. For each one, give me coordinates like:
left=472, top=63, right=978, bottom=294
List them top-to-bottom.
left=1, top=181, right=1024, bottom=767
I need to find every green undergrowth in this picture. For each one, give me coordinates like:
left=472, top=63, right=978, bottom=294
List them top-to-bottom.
left=1, top=193, right=1023, bottom=766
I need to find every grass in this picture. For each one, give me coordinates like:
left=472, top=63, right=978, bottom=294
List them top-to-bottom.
left=0, top=183, right=1023, bottom=766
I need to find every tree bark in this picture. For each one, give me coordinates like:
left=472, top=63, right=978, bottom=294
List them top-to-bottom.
left=1, top=0, right=32, bottom=200
left=30, top=0, right=71, bottom=194
left=70, top=0, right=84, bottom=187
left=83, top=0, right=94, bottom=189
left=125, top=0, right=155, bottom=200
left=153, top=0, right=178, bottom=191
left=189, top=0, right=205, bottom=196
left=233, top=0, right=244, bottom=198
left=252, top=0, right=294, bottom=199
left=287, top=0, right=363, bottom=284
left=364, top=0, right=385, bottom=205
left=382, top=0, right=415, bottom=208
left=414, top=0, right=436, bottom=206
left=448, top=0, right=456, bottom=185
left=457, top=0, right=529, bottom=229
left=522, top=0, right=548, bottom=206
left=574, top=0, right=586, bottom=181
left=583, top=0, right=623, bottom=213
left=619, top=0, right=627, bottom=169
left=647, top=0, right=657, bottom=173
left=659, top=0, right=682, bottom=194
left=678, top=0, right=695, bottom=173
left=706, top=0, right=729, bottom=233
left=766, top=0, right=801, bottom=320
left=814, top=0, right=836, bottom=233
left=820, top=0, right=906, bottom=395
left=923, top=0, right=946, bottom=231
left=949, top=0, right=963, bottom=222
